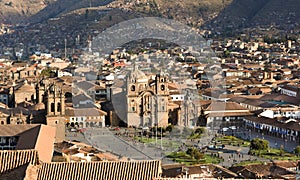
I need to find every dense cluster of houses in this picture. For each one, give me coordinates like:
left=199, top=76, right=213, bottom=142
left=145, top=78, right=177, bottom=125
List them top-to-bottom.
left=0, top=8, right=299, bottom=178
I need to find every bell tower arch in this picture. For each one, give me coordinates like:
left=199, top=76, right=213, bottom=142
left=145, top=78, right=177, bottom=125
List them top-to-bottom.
left=44, top=83, right=66, bottom=142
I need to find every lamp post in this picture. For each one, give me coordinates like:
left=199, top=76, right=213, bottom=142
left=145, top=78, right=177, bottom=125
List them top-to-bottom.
left=155, top=123, right=158, bottom=146
left=160, top=126, right=163, bottom=149
left=141, top=128, right=143, bottom=143
left=249, top=129, right=251, bottom=140
left=284, top=137, right=287, bottom=150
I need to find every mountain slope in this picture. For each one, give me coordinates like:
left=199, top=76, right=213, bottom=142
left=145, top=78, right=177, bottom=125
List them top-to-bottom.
left=0, top=0, right=55, bottom=24
left=0, top=0, right=299, bottom=35
left=0, top=0, right=112, bottom=25
left=25, top=0, right=114, bottom=24
left=202, top=0, right=300, bottom=32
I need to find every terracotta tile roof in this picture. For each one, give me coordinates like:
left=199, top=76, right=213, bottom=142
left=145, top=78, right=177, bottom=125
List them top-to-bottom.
left=76, top=81, right=96, bottom=91
left=15, top=83, right=35, bottom=93
left=168, top=83, right=179, bottom=91
left=260, top=93, right=300, bottom=105
left=72, top=94, right=93, bottom=103
left=229, top=97, right=276, bottom=108
left=206, top=102, right=249, bottom=111
left=65, top=108, right=107, bottom=117
left=208, top=111, right=253, bottom=117
left=0, top=124, right=56, bottom=163
left=0, top=124, right=40, bottom=136
left=34, top=125, right=56, bottom=162
left=0, top=149, right=39, bottom=174
left=95, top=152, right=119, bottom=161
left=36, top=160, right=161, bottom=180
left=273, top=160, right=298, bottom=169
left=230, top=162, right=295, bottom=179
left=162, top=164, right=237, bottom=179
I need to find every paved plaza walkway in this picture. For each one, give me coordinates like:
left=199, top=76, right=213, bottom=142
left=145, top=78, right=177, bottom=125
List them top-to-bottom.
left=66, top=127, right=272, bottom=166
left=232, top=127, right=299, bottom=152
left=81, top=128, right=174, bottom=164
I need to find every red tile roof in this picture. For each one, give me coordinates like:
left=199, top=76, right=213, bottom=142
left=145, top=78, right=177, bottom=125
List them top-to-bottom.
left=0, top=124, right=55, bottom=162
left=0, top=149, right=39, bottom=174
left=36, top=160, right=161, bottom=180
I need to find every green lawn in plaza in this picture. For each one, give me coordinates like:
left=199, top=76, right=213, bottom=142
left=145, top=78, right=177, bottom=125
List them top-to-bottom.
left=215, top=135, right=250, bottom=147
left=134, top=137, right=181, bottom=149
left=250, top=148, right=300, bottom=161
left=166, top=151, right=223, bottom=165
left=233, top=160, right=267, bottom=166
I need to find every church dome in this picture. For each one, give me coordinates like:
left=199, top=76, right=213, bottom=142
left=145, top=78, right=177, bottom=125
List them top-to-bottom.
left=130, top=67, right=148, bottom=83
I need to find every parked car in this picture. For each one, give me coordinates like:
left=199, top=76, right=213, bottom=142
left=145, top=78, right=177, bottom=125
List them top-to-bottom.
left=70, top=128, right=77, bottom=132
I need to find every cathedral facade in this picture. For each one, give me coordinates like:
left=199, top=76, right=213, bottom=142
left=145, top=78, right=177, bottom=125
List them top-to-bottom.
left=126, top=67, right=170, bottom=127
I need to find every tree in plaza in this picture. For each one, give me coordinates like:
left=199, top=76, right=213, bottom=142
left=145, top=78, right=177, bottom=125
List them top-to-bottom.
left=40, top=68, right=57, bottom=78
left=166, top=124, right=173, bottom=133
left=157, top=127, right=166, bottom=136
left=189, top=127, right=206, bottom=139
left=195, top=127, right=205, bottom=134
left=249, top=138, right=269, bottom=155
left=250, top=138, right=269, bottom=150
left=294, top=146, right=300, bottom=156
left=186, top=147, right=204, bottom=160
left=193, top=150, right=204, bottom=161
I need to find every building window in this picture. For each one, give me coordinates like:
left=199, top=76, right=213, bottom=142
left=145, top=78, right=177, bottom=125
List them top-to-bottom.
left=131, top=85, right=135, bottom=91
left=161, top=85, right=165, bottom=91
left=51, top=103, right=55, bottom=112
left=57, top=103, right=61, bottom=112
left=132, top=107, right=135, bottom=111
left=1, top=121, right=4, bottom=125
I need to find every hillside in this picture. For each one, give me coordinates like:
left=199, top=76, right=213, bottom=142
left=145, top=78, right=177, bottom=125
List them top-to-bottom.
left=0, top=0, right=299, bottom=32
left=0, top=0, right=55, bottom=24
left=0, top=0, right=112, bottom=25
left=0, top=0, right=232, bottom=26
left=25, top=0, right=114, bottom=24
left=107, top=0, right=233, bottom=27
left=202, top=0, right=300, bottom=34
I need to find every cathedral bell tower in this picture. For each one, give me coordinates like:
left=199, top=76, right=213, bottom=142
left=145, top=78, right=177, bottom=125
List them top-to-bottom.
left=44, top=83, right=66, bottom=142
